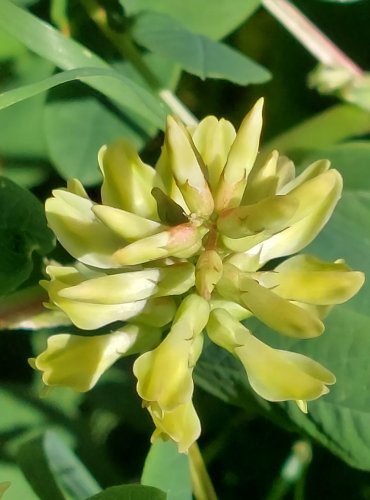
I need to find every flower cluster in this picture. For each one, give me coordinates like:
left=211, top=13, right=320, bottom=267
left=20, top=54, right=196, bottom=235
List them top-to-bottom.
left=31, top=100, right=364, bottom=452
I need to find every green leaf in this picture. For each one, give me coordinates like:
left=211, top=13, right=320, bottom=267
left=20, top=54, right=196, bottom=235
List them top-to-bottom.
left=0, top=0, right=166, bottom=128
left=121, top=0, right=262, bottom=40
left=316, top=0, right=361, bottom=2
left=132, top=12, right=271, bottom=85
left=0, top=53, right=53, bottom=158
left=0, top=66, right=165, bottom=129
left=44, top=88, right=144, bottom=186
left=263, top=104, right=370, bottom=161
left=303, top=142, right=370, bottom=191
left=0, top=177, right=54, bottom=296
left=17, top=431, right=101, bottom=500
left=141, top=440, right=192, bottom=500
left=0, top=463, right=38, bottom=500
left=87, top=484, right=166, bottom=500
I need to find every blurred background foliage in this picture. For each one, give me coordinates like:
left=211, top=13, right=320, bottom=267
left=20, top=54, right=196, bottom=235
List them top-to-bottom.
left=2, top=0, right=370, bottom=498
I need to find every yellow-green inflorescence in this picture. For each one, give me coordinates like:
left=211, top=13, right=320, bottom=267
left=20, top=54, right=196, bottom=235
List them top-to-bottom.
left=32, top=99, right=364, bottom=452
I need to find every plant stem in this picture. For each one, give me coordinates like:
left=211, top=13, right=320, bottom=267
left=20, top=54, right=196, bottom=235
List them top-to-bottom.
left=78, top=0, right=198, bottom=126
left=262, top=0, right=363, bottom=76
left=264, top=440, right=312, bottom=500
left=189, top=441, right=218, bottom=500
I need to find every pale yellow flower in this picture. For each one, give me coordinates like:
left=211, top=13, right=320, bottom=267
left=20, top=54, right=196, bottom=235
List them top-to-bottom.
left=34, top=99, right=364, bottom=451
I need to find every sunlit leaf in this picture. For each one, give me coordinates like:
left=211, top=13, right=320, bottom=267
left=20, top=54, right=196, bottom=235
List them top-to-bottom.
left=0, top=0, right=166, bottom=128
left=121, top=0, right=261, bottom=39
left=132, top=12, right=271, bottom=85
left=263, top=104, right=370, bottom=161
left=17, top=431, right=101, bottom=500
left=141, top=440, right=192, bottom=500
left=87, top=484, right=166, bottom=500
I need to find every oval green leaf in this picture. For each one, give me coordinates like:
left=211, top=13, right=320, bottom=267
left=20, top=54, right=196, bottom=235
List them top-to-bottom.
left=0, top=177, right=54, bottom=296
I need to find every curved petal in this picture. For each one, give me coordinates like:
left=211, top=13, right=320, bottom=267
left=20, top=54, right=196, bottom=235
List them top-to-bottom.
left=215, top=99, right=264, bottom=210
left=191, top=115, right=236, bottom=192
left=165, top=116, right=214, bottom=217
left=98, top=140, right=160, bottom=219
left=251, top=170, right=343, bottom=264
left=45, top=189, right=123, bottom=268
left=93, top=204, right=165, bottom=241
left=113, top=223, right=207, bottom=266
left=258, top=254, right=365, bottom=305
left=58, top=263, right=195, bottom=304
left=41, top=266, right=152, bottom=329
left=240, top=277, right=324, bottom=339
left=134, top=294, right=209, bottom=411
left=31, top=324, right=161, bottom=392
left=235, top=335, right=335, bottom=402
left=148, top=400, right=201, bottom=453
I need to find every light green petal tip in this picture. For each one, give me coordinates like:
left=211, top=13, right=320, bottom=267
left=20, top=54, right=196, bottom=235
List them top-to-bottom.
left=215, top=98, right=264, bottom=210
left=165, top=116, right=214, bottom=217
left=98, top=140, right=159, bottom=219
left=32, top=325, right=159, bottom=392
left=235, top=334, right=335, bottom=403
left=148, top=400, right=201, bottom=453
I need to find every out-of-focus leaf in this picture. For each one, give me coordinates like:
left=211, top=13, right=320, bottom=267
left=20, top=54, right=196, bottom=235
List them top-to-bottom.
left=121, top=0, right=261, bottom=40
left=315, top=0, right=362, bottom=3
left=0, top=1, right=166, bottom=128
left=132, top=12, right=271, bottom=85
left=0, top=30, right=24, bottom=59
left=43, top=53, right=179, bottom=185
left=0, top=54, right=53, bottom=157
left=0, top=66, right=165, bottom=129
left=44, top=90, right=135, bottom=186
left=263, top=104, right=370, bottom=161
left=302, top=142, right=370, bottom=191
left=0, top=161, right=49, bottom=189
left=0, top=177, right=54, bottom=296
left=17, top=431, right=101, bottom=500
left=141, top=440, right=192, bottom=500
left=0, top=465, right=38, bottom=500
left=0, top=482, right=10, bottom=499
left=87, top=484, right=166, bottom=500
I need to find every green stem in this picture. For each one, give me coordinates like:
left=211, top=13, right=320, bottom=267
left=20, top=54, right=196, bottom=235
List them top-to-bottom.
left=78, top=0, right=198, bottom=126
left=264, top=440, right=312, bottom=500
left=189, top=441, right=218, bottom=500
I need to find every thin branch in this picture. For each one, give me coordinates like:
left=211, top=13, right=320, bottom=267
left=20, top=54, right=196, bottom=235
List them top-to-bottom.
left=79, top=0, right=198, bottom=125
left=262, top=0, right=364, bottom=76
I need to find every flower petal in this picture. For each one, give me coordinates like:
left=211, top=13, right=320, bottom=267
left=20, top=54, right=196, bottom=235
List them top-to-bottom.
left=215, top=98, right=263, bottom=210
left=191, top=115, right=236, bottom=192
left=165, top=116, right=214, bottom=217
left=98, top=140, right=160, bottom=219
left=251, top=169, right=343, bottom=264
left=45, top=189, right=123, bottom=268
left=93, top=204, right=165, bottom=241
left=113, top=223, right=207, bottom=266
left=258, top=254, right=365, bottom=305
left=58, top=263, right=195, bottom=304
left=41, top=266, right=154, bottom=329
left=240, top=277, right=324, bottom=338
left=134, top=294, right=209, bottom=411
left=31, top=324, right=161, bottom=392
left=236, top=335, right=335, bottom=402
left=148, top=400, right=201, bottom=453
